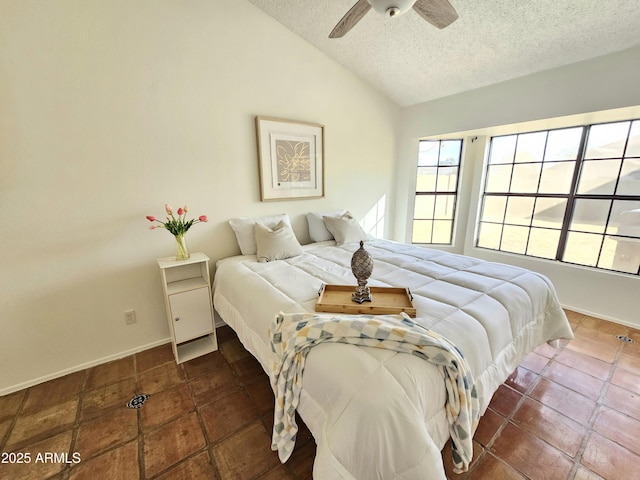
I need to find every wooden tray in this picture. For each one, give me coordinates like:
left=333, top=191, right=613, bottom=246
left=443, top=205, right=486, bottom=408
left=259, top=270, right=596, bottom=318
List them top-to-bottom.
left=315, top=284, right=416, bottom=317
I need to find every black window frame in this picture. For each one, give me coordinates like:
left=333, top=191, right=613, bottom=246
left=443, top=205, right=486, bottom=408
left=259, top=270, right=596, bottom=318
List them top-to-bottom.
left=477, top=119, right=640, bottom=276
left=412, top=138, right=463, bottom=245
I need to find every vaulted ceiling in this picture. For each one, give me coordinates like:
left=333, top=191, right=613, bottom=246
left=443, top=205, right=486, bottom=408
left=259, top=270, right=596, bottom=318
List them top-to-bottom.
left=248, top=0, right=640, bottom=106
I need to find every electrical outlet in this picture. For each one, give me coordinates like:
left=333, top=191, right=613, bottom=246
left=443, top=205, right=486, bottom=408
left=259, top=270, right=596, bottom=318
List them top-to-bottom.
left=124, top=310, right=137, bottom=325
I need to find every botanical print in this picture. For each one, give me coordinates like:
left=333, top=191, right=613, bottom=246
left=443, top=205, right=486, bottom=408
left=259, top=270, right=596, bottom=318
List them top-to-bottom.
left=256, top=116, right=323, bottom=200
left=275, top=140, right=311, bottom=184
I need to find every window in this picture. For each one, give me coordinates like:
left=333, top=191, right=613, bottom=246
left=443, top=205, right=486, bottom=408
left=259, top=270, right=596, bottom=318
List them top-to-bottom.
left=477, top=119, right=640, bottom=275
left=412, top=139, right=462, bottom=244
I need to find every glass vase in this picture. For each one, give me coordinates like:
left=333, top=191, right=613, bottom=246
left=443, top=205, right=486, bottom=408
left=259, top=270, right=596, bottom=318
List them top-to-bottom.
left=175, top=234, right=190, bottom=261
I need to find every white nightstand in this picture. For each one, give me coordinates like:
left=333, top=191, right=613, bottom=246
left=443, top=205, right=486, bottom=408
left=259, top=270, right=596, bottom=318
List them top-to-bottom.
left=157, top=252, right=218, bottom=363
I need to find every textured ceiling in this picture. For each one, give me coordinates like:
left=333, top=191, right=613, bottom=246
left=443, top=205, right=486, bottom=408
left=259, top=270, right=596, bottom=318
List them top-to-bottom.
left=248, top=0, right=640, bottom=107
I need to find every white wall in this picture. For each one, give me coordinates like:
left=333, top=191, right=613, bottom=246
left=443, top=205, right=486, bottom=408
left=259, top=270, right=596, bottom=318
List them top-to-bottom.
left=0, top=0, right=400, bottom=394
left=395, top=47, right=640, bottom=329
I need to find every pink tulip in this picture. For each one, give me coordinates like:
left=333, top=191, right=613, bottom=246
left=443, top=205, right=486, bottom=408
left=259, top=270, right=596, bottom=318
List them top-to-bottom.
left=165, top=204, right=173, bottom=215
left=177, top=208, right=184, bottom=216
left=146, top=215, right=155, bottom=221
left=199, top=215, right=208, bottom=222
left=149, top=225, right=157, bottom=230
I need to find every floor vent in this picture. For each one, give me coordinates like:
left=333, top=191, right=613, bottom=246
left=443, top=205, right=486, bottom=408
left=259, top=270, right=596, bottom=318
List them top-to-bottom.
left=615, top=334, right=634, bottom=344
left=126, top=393, right=150, bottom=409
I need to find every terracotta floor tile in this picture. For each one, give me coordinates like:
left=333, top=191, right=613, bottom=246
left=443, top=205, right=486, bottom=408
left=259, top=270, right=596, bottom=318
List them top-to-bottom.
left=564, top=309, right=585, bottom=325
left=579, top=316, right=629, bottom=336
left=574, top=323, right=623, bottom=347
left=216, top=325, right=238, bottom=345
left=621, top=330, right=640, bottom=357
left=565, top=336, right=618, bottom=363
left=219, top=338, right=251, bottom=364
left=533, top=342, right=558, bottom=359
left=135, top=343, right=174, bottom=373
left=555, top=348, right=612, bottom=381
left=182, top=350, right=228, bottom=379
left=518, top=351, right=549, bottom=374
left=618, top=352, right=640, bottom=375
left=229, top=355, right=265, bottom=384
left=85, top=356, right=135, bottom=391
left=543, top=361, right=604, bottom=400
left=137, top=362, right=185, bottom=395
left=189, top=364, right=240, bottom=408
left=504, top=366, right=538, bottom=393
left=611, top=366, right=640, bottom=395
left=22, top=371, right=85, bottom=415
left=245, top=375, right=275, bottom=416
left=80, top=377, right=137, bottom=421
left=529, top=377, right=596, bottom=424
left=140, top=383, right=194, bottom=431
left=603, top=383, right=640, bottom=421
left=487, top=385, right=523, bottom=417
left=0, top=390, right=26, bottom=423
left=200, top=390, right=257, bottom=443
left=512, top=397, right=584, bottom=457
left=6, top=398, right=78, bottom=449
left=75, top=405, right=138, bottom=460
left=593, top=406, right=640, bottom=455
left=473, top=408, right=504, bottom=447
left=143, top=412, right=206, bottom=478
left=262, top=412, right=275, bottom=437
left=0, top=418, right=11, bottom=443
left=212, top=421, right=280, bottom=480
left=491, top=422, right=573, bottom=480
left=0, top=431, right=73, bottom=480
left=581, top=431, right=640, bottom=480
left=286, top=435, right=317, bottom=480
left=68, top=439, right=139, bottom=480
left=442, top=439, right=483, bottom=479
left=154, top=450, right=218, bottom=480
left=467, top=453, right=526, bottom=480
left=257, top=464, right=296, bottom=480
left=573, top=466, right=606, bottom=480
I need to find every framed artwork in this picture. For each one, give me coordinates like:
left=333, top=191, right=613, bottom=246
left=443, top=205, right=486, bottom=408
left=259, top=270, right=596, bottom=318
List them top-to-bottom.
left=256, top=116, right=325, bottom=201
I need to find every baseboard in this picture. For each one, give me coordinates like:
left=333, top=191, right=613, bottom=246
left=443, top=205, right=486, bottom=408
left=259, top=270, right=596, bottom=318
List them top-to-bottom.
left=0, top=337, right=172, bottom=397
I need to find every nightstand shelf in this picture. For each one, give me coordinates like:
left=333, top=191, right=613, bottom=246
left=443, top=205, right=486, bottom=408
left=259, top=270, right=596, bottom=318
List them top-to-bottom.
left=158, top=252, right=218, bottom=363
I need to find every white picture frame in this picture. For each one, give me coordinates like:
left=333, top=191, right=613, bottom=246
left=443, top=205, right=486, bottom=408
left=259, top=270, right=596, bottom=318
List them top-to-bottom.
left=256, top=116, right=325, bottom=201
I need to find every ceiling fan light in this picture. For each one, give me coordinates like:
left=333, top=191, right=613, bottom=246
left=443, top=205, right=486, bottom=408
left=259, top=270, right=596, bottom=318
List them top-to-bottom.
left=368, top=0, right=416, bottom=17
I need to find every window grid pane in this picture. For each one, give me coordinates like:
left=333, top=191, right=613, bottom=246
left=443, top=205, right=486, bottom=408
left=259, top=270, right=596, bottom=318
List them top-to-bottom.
left=477, top=119, right=640, bottom=276
left=412, top=139, right=462, bottom=245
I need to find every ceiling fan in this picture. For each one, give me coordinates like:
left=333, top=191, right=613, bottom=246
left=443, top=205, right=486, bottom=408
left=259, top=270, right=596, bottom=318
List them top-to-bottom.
left=329, top=0, right=458, bottom=38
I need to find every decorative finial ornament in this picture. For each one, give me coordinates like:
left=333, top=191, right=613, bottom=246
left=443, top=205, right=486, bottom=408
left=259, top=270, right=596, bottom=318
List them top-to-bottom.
left=351, top=240, right=373, bottom=303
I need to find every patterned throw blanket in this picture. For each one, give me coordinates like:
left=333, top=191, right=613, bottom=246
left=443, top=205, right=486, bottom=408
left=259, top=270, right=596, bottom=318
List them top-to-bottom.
left=269, top=312, right=480, bottom=474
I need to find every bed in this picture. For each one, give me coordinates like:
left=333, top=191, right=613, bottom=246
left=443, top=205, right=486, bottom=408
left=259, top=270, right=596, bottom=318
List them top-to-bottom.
left=213, top=213, right=573, bottom=480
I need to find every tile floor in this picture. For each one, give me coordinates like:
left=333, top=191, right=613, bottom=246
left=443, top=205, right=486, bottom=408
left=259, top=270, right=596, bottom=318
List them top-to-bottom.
left=1, top=310, right=639, bottom=480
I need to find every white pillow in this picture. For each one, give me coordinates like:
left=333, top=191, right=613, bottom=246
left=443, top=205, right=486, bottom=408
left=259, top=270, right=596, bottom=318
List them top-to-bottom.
left=306, top=210, right=346, bottom=242
left=322, top=211, right=368, bottom=245
left=228, top=214, right=292, bottom=255
left=254, top=221, right=303, bottom=262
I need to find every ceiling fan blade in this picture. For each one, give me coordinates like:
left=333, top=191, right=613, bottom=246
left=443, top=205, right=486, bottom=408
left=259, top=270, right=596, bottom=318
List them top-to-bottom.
left=329, top=0, right=372, bottom=38
left=412, top=0, right=458, bottom=29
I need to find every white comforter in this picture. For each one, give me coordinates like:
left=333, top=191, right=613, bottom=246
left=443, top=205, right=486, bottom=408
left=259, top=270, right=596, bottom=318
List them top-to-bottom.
left=213, top=239, right=573, bottom=479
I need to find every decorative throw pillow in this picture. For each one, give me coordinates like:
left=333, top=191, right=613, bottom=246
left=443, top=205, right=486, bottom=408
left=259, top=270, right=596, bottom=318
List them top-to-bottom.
left=306, top=210, right=346, bottom=242
left=322, top=212, right=368, bottom=245
left=228, top=214, right=292, bottom=255
left=254, top=221, right=303, bottom=262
